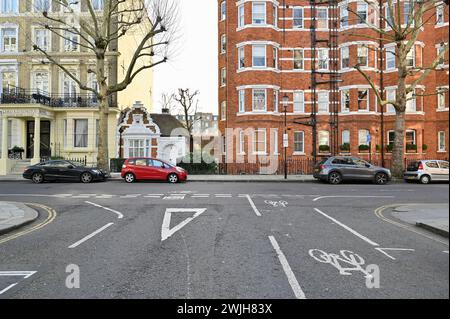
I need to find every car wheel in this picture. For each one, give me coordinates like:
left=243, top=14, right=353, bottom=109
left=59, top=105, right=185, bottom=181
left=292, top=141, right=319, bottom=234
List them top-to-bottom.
left=32, top=172, right=44, bottom=184
left=80, top=172, right=93, bottom=184
left=328, top=172, right=342, bottom=185
left=375, top=172, right=389, bottom=185
left=124, top=173, right=136, bottom=183
left=168, top=173, right=179, bottom=184
left=420, top=175, right=431, bottom=184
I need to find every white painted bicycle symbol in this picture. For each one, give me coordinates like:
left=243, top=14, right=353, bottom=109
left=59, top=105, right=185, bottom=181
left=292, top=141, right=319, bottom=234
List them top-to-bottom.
left=264, top=200, right=288, bottom=208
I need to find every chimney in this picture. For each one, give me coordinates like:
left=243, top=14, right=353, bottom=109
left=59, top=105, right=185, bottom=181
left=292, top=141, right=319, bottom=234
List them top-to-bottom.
left=161, top=108, right=170, bottom=114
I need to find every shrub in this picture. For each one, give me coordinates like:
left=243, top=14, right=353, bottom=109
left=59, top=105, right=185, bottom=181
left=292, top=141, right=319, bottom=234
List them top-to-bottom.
left=340, top=143, right=350, bottom=152
left=358, top=144, right=370, bottom=152
left=376, top=144, right=381, bottom=151
left=386, top=144, right=394, bottom=152
left=406, top=144, right=417, bottom=151
left=422, top=144, right=428, bottom=151
left=319, top=145, right=330, bottom=153
left=11, top=146, right=24, bottom=153
left=110, top=158, right=126, bottom=172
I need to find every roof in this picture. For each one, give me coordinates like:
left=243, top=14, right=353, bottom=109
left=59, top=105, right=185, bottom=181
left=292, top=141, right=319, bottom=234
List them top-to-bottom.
left=150, top=113, right=188, bottom=137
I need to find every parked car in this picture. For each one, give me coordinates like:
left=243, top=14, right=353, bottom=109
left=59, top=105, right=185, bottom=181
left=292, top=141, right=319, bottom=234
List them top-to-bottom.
left=313, top=156, right=391, bottom=185
left=121, top=158, right=187, bottom=183
left=23, top=160, right=106, bottom=184
left=403, top=160, right=449, bottom=184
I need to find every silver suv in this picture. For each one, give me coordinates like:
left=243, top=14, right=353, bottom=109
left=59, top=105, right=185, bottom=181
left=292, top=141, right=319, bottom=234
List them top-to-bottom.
left=313, top=156, right=392, bottom=185
left=403, top=160, right=449, bottom=184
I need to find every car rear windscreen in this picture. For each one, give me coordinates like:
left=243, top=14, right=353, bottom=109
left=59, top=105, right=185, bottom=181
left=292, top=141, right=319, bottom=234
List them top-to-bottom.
left=407, top=161, right=420, bottom=171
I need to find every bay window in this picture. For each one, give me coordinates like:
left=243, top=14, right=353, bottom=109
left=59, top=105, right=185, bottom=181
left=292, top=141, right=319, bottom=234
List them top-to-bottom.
left=220, top=1, right=226, bottom=21
left=252, top=3, right=266, bottom=25
left=357, top=3, right=368, bottom=25
left=340, top=4, right=349, bottom=27
left=436, top=4, right=445, bottom=25
left=238, top=5, right=245, bottom=27
left=221, top=34, right=226, bottom=54
left=252, top=45, right=266, bottom=67
left=357, top=45, right=368, bottom=67
left=238, top=46, right=245, bottom=69
left=341, top=46, right=349, bottom=69
left=386, top=46, right=396, bottom=70
left=406, top=47, right=415, bottom=67
left=252, top=89, right=267, bottom=112
left=358, top=89, right=369, bottom=111
left=386, top=89, right=396, bottom=113
left=238, top=90, right=245, bottom=113
left=273, top=90, right=279, bottom=112
left=341, top=90, right=350, bottom=112
left=437, top=90, right=446, bottom=110
left=406, top=92, right=416, bottom=112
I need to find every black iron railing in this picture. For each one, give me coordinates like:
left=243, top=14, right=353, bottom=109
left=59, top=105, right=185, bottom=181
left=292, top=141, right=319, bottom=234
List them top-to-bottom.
left=1, top=87, right=117, bottom=108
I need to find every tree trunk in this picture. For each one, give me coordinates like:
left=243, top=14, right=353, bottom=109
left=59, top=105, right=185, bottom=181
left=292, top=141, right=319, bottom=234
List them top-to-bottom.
left=96, top=56, right=110, bottom=173
left=392, top=110, right=405, bottom=178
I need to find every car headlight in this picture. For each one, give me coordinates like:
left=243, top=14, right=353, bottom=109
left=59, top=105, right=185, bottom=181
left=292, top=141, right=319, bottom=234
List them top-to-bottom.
left=176, top=167, right=184, bottom=173
left=92, top=169, right=101, bottom=174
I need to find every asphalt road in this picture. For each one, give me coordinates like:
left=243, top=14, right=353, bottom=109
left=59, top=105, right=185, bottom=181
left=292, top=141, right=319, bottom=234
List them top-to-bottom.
left=0, top=180, right=448, bottom=299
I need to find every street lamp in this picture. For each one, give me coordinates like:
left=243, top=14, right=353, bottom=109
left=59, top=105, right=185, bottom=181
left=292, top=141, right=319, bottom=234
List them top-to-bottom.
left=282, top=94, right=289, bottom=179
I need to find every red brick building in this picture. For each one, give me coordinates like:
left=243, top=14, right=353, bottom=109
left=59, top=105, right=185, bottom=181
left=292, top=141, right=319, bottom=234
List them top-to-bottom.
left=218, top=0, right=449, bottom=174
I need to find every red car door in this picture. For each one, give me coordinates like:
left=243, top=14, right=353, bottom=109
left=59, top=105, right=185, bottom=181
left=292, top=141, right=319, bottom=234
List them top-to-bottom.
left=133, top=158, right=151, bottom=179
left=150, top=160, right=168, bottom=180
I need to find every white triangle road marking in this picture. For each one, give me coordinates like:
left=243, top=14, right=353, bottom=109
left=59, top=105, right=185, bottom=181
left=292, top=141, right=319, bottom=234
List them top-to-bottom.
left=161, top=208, right=207, bottom=242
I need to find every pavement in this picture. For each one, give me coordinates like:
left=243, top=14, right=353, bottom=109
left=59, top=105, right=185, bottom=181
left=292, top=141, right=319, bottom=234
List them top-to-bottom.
left=0, top=181, right=448, bottom=299
left=0, top=201, right=39, bottom=235
left=392, top=204, right=449, bottom=238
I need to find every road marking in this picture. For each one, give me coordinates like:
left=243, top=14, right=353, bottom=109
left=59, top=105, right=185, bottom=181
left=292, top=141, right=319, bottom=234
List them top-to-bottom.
left=120, top=194, right=141, bottom=198
left=215, top=194, right=232, bottom=198
left=95, top=195, right=114, bottom=199
left=163, top=195, right=186, bottom=200
left=246, top=195, right=262, bottom=217
left=313, top=195, right=395, bottom=202
left=84, top=201, right=124, bottom=219
left=0, top=203, right=56, bottom=245
left=374, top=204, right=449, bottom=246
left=161, top=208, right=207, bottom=242
left=313, top=208, right=380, bottom=247
left=68, top=223, right=114, bottom=249
left=268, top=236, right=306, bottom=299
left=374, top=247, right=415, bottom=261
left=309, top=249, right=372, bottom=278
left=443, top=251, right=449, bottom=254
left=0, top=271, right=37, bottom=295
left=0, top=283, right=18, bottom=295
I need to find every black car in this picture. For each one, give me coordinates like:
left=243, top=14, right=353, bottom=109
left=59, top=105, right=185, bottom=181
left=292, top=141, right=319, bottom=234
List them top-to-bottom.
left=23, top=160, right=106, bottom=184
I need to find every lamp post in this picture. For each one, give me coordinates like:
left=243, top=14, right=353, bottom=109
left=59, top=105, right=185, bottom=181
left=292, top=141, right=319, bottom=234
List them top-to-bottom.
left=282, top=94, right=289, bottom=179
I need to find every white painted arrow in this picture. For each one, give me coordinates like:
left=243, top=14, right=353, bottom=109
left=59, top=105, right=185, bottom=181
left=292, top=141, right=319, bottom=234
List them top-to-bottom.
left=161, top=208, right=207, bottom=242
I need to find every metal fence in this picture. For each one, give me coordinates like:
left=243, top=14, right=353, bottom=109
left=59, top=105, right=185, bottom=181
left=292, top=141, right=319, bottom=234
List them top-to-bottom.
left=40, top=156, right=88, bottom=166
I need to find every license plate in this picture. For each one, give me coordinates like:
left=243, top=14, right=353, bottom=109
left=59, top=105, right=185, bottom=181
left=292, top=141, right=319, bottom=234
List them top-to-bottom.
left=407, top=176, right=415, bottom=180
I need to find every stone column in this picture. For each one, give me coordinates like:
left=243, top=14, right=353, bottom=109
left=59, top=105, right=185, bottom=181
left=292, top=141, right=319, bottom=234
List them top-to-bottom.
left=1, top=116, right=8, bottom=160
left=32, top=116, right=41, bottom=164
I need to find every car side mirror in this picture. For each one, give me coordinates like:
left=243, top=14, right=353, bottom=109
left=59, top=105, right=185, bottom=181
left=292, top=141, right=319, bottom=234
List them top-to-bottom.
left=365, top=164, right=371, bottom=168
left=67, top=165, right=74, bottom=169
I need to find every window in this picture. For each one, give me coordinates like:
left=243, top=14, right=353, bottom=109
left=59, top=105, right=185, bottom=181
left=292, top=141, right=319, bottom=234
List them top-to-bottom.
left=0, top=0, right=18, bottom=13
left=34, top=0, right=50, bottom=12
left=63, top=0, right=80, bottom=12
left=91, top=0, right=103, bottom=11
left=220, top=1, right=226, bottom=21
left=404, top=2, right=412, bottom=26
left=252, top=3, right=266, bottom=25
left=357, top=3, right=368, bottom=24
left=340, top=4, right=349, bottom=27
left=437, top=4, right=445, bottom=25
left=238, top=5, right=245, bottom=27
left=272, top=5, right=278, bottom=27
left=385, top=5, right=394, bottom=27
left=293, top=7, right=304, bottom=28
left=317, top=8, right=328, bottom=29
left=1, top=28, right=17, bottom=52
left=34, top=28, right=50, bottom=51
left=64, top=30, right=79, bottom=52
left=221, top=34, right=226, bottom=54
left=437, top=44, right=446, bottom=66
left=252, top=45, right=266, bottom=67
left=357, top=45, right=368, bottom=67
left=341, top=46, right=350, bottom=69
left=386, top=46, right=396, bottom=70
left=406, top=46, right=415, bottom=67
left=238, top=47, right=245, bottom=69
left=273, top=47, right=278, bottom=69
left=293, top=49, right=304, bottom=70
left=317, top=49, right=329, bottom=70
left=220, top=67, right=226, bottom=86
left=1, top=70, right=16, bottom=93
left=33, top=72, right=49, bottom=94
left=62, top=72, right=77, bottom=100
left=253, top=89, right=267, bottom=112
left=358, top=89, right=369, bottom=111
left=386, top=89, right=396, bottom=113
left=238, top=90, right=245, bottom=113
left=273, top=90, right=279, bottom=112
left=341, top=90, right=350, bottom=112
left=438, top=90, right=446, bottom=110
left=293, top=91, right=304, bottom=113
left=318, top=91, right=329, bottom=113
left=406, top=91, right=416, bottom=112
left=221, top=101, right=227, bottom=120
left=63, top=119, right=68, bottom=148
left=74, top=119, right=88, bottom=148
left=95, top=119, right=99, bottom=147
left=253, top=129, right=267, bottom=154
left=272, top=129, right=278, bottom=154
left=358, top=129, right=370, bottom=146
left=239, top=130, right=245, bottom=154
left=342, top=130, right=350, bottom=145
left=388, top=130, right=395, bottom=145
left=406, top=130, right=416, bottom=145
left=294, top=131, right=304, bottom=153
left=319, top=131, right=330, bottom=146
left=438, top=131, right=446, bottom=151
left=129, top=140, right=145, bottom=158
left=440, top=160, right=449, bottom=169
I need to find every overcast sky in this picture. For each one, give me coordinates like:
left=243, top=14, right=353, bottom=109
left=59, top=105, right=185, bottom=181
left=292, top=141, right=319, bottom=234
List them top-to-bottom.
left=152, top=0, right=218, bottom=115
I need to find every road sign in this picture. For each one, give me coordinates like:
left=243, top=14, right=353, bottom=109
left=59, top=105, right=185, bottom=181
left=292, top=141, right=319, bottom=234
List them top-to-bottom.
left=283, top=134, right=289, bottom=148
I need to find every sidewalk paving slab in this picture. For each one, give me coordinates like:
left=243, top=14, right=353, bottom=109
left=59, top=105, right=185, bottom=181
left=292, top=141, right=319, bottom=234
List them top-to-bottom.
left=0, top=202, right=39, bottom=235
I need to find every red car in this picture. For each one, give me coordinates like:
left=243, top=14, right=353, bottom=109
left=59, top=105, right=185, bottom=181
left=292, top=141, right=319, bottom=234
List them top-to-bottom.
left=121, top=158, right=187, bottom=183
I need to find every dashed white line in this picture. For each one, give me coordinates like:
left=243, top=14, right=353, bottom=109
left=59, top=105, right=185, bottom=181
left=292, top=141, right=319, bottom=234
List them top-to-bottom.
left=246, top=195, right=262, bottom=217
left=313, top=195, right=395, bottom=202
left=85, top=201, right=124, bottom=219
left=313, top=208, right=380, bottom=247
left=68, top=223, right=114, bottom=249
left=268, top=236, right=306, bottom=299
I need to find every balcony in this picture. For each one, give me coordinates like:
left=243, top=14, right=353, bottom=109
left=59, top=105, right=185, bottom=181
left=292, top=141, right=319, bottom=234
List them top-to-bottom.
left=0, top=86, right=117, bottom=108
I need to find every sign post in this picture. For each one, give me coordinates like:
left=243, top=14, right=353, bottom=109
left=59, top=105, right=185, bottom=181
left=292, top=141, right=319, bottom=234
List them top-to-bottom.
left=367, top=133, right=372, bottom=164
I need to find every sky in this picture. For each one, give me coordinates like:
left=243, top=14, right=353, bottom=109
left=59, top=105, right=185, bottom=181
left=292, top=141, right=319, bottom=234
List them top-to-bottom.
left=152, top=0, right=218, bottom=115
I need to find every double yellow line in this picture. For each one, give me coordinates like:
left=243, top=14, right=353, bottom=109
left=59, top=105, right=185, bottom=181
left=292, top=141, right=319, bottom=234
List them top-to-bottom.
left=0, top=203, right=57, bottom=245
left=374, top=204, right=448, bottom=246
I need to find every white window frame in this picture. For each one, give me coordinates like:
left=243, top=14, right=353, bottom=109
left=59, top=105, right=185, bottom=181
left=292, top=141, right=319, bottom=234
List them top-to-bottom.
left=0, top=0, right=18, bottom=14
left=33, top=0, right=51, bottom=12
left=61, top=0, right=81, bottom=12
left=91, top=0, right=104, bottom=11
left=220, top=1, right=227, bottom=21
left=252, top=2, right=266, bottom=25
left=357, top=2, right=368, bottom=25
left=238, top=4, right=245, bottom=27
left=272, top=4, right=278, bottom=27
left=340, top=4, right=349, bottom=28
left=436, top=4, right=445, bottom=25
left=293, top=7, right=304, bottom=29
left=316, top=7, right=328, bottom=29
left=0, top=26, right=18, bottom=53
left=33, top=27, right=51, bottom=52
left=63, top=29, right=80, bottom=52
left=221, top=34, right=226, bottom=54
left=252, top=45, right=266, bottom=68
left=357, top=45, right=369, bottom=67
left=238, top=46, right=245, bottom=69
left=273, top=46, right=278, bottom=69
left=341, top=46, right=350, bottom=69
left=386, top=46, right=396, bottom=70
left=406, top=46, right=415, bottom=67
left=317, top=48, right=329, bottom=70
left=293, top=49, right=304, bottom=70
left=220, top=67, right=226, bottom=86
left=32, top=71, right=50, bottom=94
left=238, top=89, right=245, bottom=113
left=252, top=89, right=267, bottom=112
left=273, top=89, right=279, bottom=112
left=358, top=89, right=369, bottom=111
left=386, top=89, right=396, bottom=113
left=293, top=90, right=305, bottom=113
left=341, top=90, right=350, bottom=112
left=437, top=90, right=446, bottom=110
left=318, top=91, right=329, bottom=113
left=406, top=91, right=416, bottom=113
left=221, top=101, right=227, bottom=120
left=74, top=119, right=88, bottom=148
left=253, top=129, right=267, bottom=155
left=272, top=129, right=278, bottom=154
left=358, top=129, right=370, bottom=146
left=406, top=129, right=416, bottom=145
left=239, top=130, right=245, bottom=154
left=342, top=130, right=350, bottom=145
left=294, top=131, right=305, bottom=154
left=319, top=131, right=330, bottom=147
left=438, top=131, right=446, bottom=152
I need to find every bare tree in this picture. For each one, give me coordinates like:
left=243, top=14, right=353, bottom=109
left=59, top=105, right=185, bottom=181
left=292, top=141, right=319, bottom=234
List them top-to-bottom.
left=31, top=0, right=179, bottom=172
left=345, top=0, right=449, bottom=177
left=173, top=88, right=200, bottom=152
left=159, top=92, right=177, bottom=113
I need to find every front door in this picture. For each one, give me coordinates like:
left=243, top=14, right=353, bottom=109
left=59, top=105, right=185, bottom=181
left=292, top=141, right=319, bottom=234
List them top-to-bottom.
left=26, top=120, right=51, bottom=159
